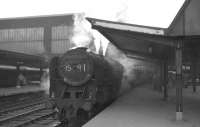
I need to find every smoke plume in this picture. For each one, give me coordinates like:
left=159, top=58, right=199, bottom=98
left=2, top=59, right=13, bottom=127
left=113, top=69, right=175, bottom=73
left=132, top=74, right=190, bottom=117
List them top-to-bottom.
left=70, top=14, right=96, bottom=51
left=70, top=14, right=109, bottom=55
left=105, top=43, right=138, bottom=93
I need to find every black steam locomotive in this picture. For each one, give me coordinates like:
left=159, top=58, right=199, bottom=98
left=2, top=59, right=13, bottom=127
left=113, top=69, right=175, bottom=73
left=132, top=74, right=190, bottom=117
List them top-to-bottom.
left=49, top=47, right=123, bottom=126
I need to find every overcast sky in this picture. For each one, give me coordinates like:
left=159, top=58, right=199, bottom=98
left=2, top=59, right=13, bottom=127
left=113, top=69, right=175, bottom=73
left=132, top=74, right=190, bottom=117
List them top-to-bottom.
left=0, top=0, right=185, bottom=28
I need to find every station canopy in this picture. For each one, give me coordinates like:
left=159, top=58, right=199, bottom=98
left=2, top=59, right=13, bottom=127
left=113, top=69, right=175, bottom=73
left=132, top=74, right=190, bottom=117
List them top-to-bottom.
left=87, top=17, right=200, bottom=63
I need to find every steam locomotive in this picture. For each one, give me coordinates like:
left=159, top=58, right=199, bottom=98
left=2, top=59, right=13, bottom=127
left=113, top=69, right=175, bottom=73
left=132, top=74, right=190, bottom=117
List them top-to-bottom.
left=49, top=47, right=123, bottom=126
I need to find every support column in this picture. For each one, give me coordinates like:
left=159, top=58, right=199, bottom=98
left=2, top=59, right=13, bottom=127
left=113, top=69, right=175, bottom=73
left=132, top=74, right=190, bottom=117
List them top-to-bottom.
left=43, top=26, right=52, bottom=63
left=175, top=41, right=183, bottom=121
left=192, top=55, right=197, bottom=93
left=163, top=61, right=168, bottom=101
left=16, top=64, right=20, bottom=87
left=16, top=64, right=20, bottom=74
left=40, top=67, right=43, bottom=80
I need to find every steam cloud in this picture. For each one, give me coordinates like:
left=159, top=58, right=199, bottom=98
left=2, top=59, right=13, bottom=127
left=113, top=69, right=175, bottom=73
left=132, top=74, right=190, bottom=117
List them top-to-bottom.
left=70, top=14, right=95, bottom=51
left=70, top=14, right=109, bottom=55
left=105, top=43, right=138, bottom=93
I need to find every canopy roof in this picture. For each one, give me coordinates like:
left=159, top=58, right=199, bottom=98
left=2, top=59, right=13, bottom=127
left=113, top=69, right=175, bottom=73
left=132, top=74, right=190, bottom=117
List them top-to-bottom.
left=87, top=18, right=200, bottom=63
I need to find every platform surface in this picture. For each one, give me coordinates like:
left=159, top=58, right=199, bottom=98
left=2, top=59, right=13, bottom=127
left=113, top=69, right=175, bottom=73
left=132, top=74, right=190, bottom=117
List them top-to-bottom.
left=0, top=85, right=45, bottom=96
left=84, top=86, right=200, bottom=127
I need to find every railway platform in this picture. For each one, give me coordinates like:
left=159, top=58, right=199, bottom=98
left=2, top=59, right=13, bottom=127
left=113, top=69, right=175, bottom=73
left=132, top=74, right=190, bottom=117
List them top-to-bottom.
left=0, top=85, right=46, bottom=97
left=84, top=85, right=200, bottom=127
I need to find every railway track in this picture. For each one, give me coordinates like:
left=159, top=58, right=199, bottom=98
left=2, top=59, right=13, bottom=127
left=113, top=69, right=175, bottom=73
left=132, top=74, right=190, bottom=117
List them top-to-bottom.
left=0, top=92, right=44, bottom=110
left=0, top=93, right=61, bottom=127
left=0, top=97, right=45, bottom=114
left=0, top=105, right=60, bottom=127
